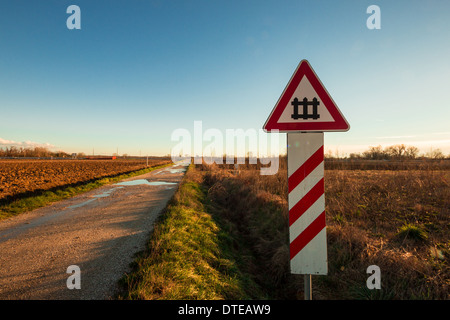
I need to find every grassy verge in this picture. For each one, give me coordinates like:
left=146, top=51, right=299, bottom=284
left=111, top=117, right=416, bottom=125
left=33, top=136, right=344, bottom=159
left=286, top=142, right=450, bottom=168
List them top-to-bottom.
left=0, top=163, right=172, bottom=221
left=117, top=165, right=268, bottom=300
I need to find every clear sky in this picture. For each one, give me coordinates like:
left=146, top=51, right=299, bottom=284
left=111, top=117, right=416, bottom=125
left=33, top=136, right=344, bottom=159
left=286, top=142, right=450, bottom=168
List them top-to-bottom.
left=1, top=0, right=449, bottom=156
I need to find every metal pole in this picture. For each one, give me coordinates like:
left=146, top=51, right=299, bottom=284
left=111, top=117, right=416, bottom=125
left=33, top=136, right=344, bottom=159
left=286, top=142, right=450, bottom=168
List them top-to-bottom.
left=304, top=274, right=312, bottom=300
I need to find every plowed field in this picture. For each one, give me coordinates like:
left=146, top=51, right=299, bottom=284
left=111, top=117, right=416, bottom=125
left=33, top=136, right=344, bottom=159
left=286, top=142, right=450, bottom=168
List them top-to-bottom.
left=0, top=159, right=171, bottom=202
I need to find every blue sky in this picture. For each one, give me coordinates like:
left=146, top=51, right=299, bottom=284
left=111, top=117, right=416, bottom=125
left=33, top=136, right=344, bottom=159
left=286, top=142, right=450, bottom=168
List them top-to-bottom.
left=1, top=0, right=449, bottom=156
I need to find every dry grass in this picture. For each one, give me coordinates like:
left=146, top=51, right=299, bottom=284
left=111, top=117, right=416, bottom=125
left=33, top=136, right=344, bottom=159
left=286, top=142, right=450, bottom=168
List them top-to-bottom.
left=119, top=158, right=448, bottom=300
left=194, top=160, right=449, bottom=299
left=323, top=169, right=449, bottom=299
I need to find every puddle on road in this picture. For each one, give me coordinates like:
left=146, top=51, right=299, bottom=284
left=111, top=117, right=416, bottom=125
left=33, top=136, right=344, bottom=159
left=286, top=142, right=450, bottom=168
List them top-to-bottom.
left=154, top=166, right=187, bottom=175
left=166, top=168, right=186, bottom=174
left=114, top=179, right=177, bottom=187
left=67, top=181, right=176, bottom=209
left=148, top=181, right=177, bottom=186
left=67, top=187, right=124, bottom=209
left=92, top=187, right=124, bottom=198
left=92, top=194, right=110, bottom=198
left=68, top=199, right=97, bottom=209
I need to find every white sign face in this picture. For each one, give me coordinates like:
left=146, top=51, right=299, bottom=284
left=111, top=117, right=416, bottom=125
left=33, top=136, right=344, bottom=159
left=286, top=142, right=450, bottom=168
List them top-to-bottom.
left=277, top=75, right=335, bottom=124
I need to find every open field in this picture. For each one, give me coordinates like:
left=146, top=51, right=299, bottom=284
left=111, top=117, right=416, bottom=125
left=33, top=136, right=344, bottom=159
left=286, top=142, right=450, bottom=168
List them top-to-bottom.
left=0, top=158, right=171, bottom=203
left=0, top=158, right=172, bottom=221
left=120, top=159, right=449, bottom=300
left=325, top=159, right=450, bottom=170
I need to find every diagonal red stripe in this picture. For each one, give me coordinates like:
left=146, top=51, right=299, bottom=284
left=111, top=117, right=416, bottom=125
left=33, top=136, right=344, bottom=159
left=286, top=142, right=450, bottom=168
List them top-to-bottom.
left=288, top=145, right=324, bottom=193
left=289, top=178, right=324, bottom=226
left=290, top=211, right=326, bottom=260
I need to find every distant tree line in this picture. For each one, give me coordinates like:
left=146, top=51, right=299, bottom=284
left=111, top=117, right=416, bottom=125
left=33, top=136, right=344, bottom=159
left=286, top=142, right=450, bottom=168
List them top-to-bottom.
left=1, top=144, right=448, bottom=160
left=327, top=144, right=448, bottom=160
left=0, top=146, right=70, bottom=158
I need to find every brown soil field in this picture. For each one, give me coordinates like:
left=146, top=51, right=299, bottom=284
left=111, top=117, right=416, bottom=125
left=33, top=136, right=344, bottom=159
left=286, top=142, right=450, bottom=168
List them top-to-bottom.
left=0, top=159, right=171, bottom=202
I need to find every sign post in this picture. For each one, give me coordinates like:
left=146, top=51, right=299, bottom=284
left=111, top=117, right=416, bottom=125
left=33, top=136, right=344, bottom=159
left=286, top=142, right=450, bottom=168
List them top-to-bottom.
left=263, top=59, right=349, bottom=300
left=305, top=274, right=312, bottom=300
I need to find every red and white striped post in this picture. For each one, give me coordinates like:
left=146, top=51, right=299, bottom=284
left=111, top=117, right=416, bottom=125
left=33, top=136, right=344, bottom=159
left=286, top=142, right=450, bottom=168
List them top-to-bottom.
left=288, top=132, right=327, bottom=299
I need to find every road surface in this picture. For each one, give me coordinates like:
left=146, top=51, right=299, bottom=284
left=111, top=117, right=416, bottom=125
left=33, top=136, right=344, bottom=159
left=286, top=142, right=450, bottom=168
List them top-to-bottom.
left=0, top=162, right=188, bottom=300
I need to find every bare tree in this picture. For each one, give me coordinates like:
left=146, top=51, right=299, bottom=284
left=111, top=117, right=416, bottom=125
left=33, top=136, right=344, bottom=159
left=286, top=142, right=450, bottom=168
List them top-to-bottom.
left=363, top=145, right=386, bottom=160
left=405, top=146, right=419, bottom=159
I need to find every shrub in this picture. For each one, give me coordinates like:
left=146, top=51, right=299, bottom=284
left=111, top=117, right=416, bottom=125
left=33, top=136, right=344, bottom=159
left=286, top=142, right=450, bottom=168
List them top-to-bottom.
left=396, top=223, right=429, bottom=242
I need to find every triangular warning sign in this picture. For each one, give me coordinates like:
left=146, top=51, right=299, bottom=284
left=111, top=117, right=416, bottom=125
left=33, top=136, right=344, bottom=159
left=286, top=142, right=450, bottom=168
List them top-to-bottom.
left=263, top=60, right=349, bottom=132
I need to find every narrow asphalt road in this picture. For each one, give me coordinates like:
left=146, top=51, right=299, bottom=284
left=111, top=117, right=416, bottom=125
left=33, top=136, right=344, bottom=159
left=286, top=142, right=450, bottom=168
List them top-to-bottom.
left=0, top=162, right=189, bottom=300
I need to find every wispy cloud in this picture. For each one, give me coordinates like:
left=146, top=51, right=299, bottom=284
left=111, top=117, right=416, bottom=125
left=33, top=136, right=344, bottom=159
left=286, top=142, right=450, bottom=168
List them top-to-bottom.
left=375, top=132, right=450, bottom=140
left=431, top=132, right=450, bottom=135
left=375, top=135, right=417, bottom=139
left=0, top=138, right=55, bottom=149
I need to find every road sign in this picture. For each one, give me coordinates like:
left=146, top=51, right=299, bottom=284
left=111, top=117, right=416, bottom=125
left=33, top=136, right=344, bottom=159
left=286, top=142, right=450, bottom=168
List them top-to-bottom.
left=263, top=59, right=350, bottom=299
left=263, top=60, right=349, bottom=132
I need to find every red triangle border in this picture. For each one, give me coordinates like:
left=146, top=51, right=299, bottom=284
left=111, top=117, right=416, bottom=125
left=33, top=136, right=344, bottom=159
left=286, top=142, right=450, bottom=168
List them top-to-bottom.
left=264, top=60, right=349, bottom=132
